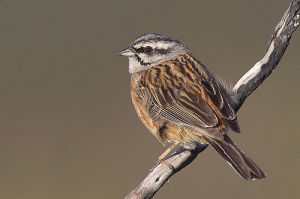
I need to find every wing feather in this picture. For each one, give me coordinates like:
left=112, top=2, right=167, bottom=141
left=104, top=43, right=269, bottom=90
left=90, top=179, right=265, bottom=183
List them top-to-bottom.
left=139, top=54, right=239, bottom=139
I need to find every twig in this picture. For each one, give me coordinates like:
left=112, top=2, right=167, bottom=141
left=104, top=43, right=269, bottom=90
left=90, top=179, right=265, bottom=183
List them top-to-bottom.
left=124, top=1, right=300, bottom=198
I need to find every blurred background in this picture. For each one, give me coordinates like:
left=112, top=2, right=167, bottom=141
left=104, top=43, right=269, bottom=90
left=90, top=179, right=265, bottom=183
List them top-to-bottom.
left=0, top=0, right=299, bottom=198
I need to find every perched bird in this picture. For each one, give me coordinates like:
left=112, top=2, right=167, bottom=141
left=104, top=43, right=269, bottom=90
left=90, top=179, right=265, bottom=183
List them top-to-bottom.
left=119, top=33, right=265, bottom=180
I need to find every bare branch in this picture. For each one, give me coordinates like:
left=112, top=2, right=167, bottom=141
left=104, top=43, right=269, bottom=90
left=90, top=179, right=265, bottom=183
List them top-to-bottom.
left=231, top=0, right=300, bottom=111
left=124, top=1, right=300, bottom=198
left=124, top=145, right=207, bottom=199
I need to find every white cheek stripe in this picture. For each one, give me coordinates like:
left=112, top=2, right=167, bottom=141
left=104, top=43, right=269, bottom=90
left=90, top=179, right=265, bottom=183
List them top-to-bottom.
left=139, top=54, right=163, bottom=64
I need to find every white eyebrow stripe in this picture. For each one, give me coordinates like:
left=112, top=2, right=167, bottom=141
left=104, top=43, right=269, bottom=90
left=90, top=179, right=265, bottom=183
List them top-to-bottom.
left=134, top=41, right=175, bottom=50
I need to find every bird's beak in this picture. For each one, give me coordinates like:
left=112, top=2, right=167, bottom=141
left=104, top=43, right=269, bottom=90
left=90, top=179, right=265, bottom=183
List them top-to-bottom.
left=118, top=47, right=135, bottom=57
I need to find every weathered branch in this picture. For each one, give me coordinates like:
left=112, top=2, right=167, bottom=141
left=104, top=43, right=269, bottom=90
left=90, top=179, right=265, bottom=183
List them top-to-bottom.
left=231, top=0, right=300, bottom=111
left=125, top=1, right=300, bottom=198
left=124, top=145, right=207, bottom=199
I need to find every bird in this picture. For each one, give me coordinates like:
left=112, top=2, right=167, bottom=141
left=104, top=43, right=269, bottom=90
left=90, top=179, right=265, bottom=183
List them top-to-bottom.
left=118, top=33, right=265, bottom=180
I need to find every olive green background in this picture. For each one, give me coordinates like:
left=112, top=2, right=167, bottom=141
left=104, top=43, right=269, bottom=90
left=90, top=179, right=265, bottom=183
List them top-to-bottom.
left=0, top=0, right=299, bottom=198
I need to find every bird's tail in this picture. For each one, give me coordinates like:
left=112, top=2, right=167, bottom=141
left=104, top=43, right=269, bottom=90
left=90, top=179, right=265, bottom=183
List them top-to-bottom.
left=205, top=134, right=266, bottom=180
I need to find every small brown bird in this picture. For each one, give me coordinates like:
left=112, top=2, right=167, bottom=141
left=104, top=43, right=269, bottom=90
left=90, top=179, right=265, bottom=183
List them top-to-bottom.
left=119, top=33, right=265, bottom=180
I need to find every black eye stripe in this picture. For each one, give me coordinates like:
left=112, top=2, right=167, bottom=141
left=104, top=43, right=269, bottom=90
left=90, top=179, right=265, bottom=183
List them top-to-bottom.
left=144, top=46, right=153, bottom=54
left=132, top=47, right=171, bottom=55
left=133, top=47, right=145, bottom=54
left=155, top=48, right=171, bottom=54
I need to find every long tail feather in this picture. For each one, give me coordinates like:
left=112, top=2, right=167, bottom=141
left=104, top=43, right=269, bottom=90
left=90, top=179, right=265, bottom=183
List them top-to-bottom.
left=206, top=134, right=265, bottom=180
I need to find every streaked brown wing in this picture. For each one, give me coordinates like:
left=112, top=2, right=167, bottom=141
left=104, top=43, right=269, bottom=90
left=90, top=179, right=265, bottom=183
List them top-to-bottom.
left=137, top=54, right=236, bottom=140
left=138, top=54, right=239, bottom=139
left=190, top=58, right=240, bottom=132
left=200, top=74, right=240, bottom=133
left=145, top=87, right=224, bottom=139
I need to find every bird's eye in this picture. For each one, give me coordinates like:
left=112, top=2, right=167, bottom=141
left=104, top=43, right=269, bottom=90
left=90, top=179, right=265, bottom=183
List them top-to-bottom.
left=144, top=46, right=154, bottom=54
